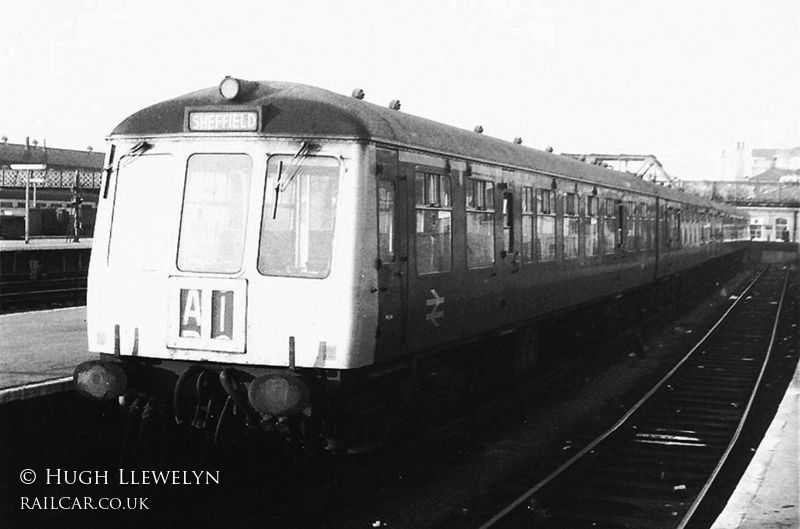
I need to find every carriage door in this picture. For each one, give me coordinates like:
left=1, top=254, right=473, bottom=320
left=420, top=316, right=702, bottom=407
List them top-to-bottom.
left=375, top=148, right=408, bottom=352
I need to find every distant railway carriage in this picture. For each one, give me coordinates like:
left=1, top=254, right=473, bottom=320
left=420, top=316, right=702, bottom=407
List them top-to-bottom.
left=74, top=77, right=748, bottom=451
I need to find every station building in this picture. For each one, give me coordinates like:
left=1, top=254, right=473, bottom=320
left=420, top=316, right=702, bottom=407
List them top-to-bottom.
left=0, top=137, right=103, bottom=238
left=688, top=144, right=800, bottom=242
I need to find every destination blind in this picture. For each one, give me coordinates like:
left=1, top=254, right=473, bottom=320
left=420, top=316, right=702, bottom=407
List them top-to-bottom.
left=188, top=111, right=259, bottom=132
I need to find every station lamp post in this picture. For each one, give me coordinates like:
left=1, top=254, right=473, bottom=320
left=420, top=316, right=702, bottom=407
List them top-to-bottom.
left=10, top=164, right=47, bottom=244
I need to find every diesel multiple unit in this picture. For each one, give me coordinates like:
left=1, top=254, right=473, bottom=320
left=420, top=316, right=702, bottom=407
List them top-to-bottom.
left=74, top=77, right=748, bottom=451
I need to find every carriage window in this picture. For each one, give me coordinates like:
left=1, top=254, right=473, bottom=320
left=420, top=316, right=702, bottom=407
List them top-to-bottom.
left=110, top=154, right=175, bottom=270
left=259, top=156, right=339, bottom=278
left=415, top=172, right=452, bottom=274
left=466, top=178, right=495, bottom=268
left=378, top=180, right=395, bottom=262
left=521, top=187, right=534, bottom=263
left=537, top=189, right=556, bottom=261
left=503, top=192, right=514, bottom=255
left=563, top=192, right=579, bottom=259
left=585, top=195, right=598, bottom=257
left=603, top=198, right=617, bottom=254
left=626, top=201, right=637, bottom=251
left=639, top=202, right=649, bottom=250
left=663, top=205, right=672, bottom=247
left=682, top=207, right=690, bottom=246
left=670, top=208, right=682, bottom=247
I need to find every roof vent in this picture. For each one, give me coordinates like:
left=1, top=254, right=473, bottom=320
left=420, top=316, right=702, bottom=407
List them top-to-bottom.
left=352, top=88, right=365, bottom=100
left=389, top=100, right=401, bottom=111
left=474, top=125, right=484, bottom=133
left=1, top=136, right=7, bottom=144
left=513, top=137, right=523, bottom=144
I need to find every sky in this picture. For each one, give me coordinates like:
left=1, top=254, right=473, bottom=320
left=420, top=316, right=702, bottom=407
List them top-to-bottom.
left=1, top=0, right=798, bottom=180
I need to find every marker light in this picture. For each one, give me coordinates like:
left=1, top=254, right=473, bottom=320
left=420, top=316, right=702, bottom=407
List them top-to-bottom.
left=219, top=76, right=241, bottom=100
left=73, top=360, right=127, bottom=401
left=248, top=373, right=311, bottom=417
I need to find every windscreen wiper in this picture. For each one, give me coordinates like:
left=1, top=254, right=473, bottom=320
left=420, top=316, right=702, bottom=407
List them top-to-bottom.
left=102, top=141, right=153, bottom=198
left=117, top=141, right=153, bottom=170
left=271, top=142, right=320, bottom=219
left=278, top=142, right=315, bottom=193
left=271, top=160, right=283, bottom=220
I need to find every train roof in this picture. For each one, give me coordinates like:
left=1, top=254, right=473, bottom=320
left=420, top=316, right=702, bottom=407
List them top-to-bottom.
left=111, top=79, right=742, bottom=216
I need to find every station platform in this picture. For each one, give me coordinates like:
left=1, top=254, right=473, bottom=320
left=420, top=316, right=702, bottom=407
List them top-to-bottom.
left=0, top=237, right=92, bottom=252
left=0, top=307, right=91, bottom=404
left=711, top=357, right=799, bottom=528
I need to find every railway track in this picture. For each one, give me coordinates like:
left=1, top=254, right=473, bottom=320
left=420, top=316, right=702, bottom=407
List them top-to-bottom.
left=479, top=265, right=794, bottom=529
left=0, top=276, right=87, bottom=313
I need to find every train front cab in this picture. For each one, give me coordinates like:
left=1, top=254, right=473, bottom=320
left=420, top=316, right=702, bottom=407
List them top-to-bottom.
left=78, top=138, right=382, bottom=419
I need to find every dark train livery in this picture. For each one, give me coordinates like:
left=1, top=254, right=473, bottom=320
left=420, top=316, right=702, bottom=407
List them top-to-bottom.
left=74, top=77, right=748, bottom=450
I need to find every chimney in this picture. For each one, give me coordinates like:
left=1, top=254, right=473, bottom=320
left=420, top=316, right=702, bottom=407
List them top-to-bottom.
left=735, top=141, right=746, bottom=181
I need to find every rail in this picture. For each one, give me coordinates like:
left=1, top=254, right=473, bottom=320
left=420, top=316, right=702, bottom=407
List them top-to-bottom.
left=480, top=265, right=792, bottom=528
left=0, top=277, right=87, bottom=313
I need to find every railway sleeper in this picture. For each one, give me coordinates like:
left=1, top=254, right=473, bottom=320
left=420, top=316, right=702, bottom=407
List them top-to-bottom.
left=649, top=403, right=744, bottom=421
left=631, top=420, right=735, bottom=435
left=611, top=443, right=721, bottom=461
left=593, top=458, right=719, bottom=480
left=578, top=475, right=703, bottom=498
left=556, top=490, right=694, bottom=514
left=547, top=501, right=685, bottom=528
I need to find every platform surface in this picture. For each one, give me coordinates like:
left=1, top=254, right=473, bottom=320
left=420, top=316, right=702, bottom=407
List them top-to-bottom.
left=0, top=237, right=92, bottom=251
left=0, top=307, right=91, bottom=402
left=711, top=358, right=800, bottom=529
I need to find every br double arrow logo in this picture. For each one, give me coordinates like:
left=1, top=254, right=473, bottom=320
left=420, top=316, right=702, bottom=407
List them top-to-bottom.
left=426, top=289, right=445, bottom=327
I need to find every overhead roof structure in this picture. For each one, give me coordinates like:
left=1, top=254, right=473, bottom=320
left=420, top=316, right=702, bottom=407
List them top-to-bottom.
left=0, top=141, right=104, bottom=171
left=560, top=153, right=679, bottom=186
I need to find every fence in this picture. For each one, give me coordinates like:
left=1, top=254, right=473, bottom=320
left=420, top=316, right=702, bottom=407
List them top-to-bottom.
left=0, top=168, right=102, bottom=189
